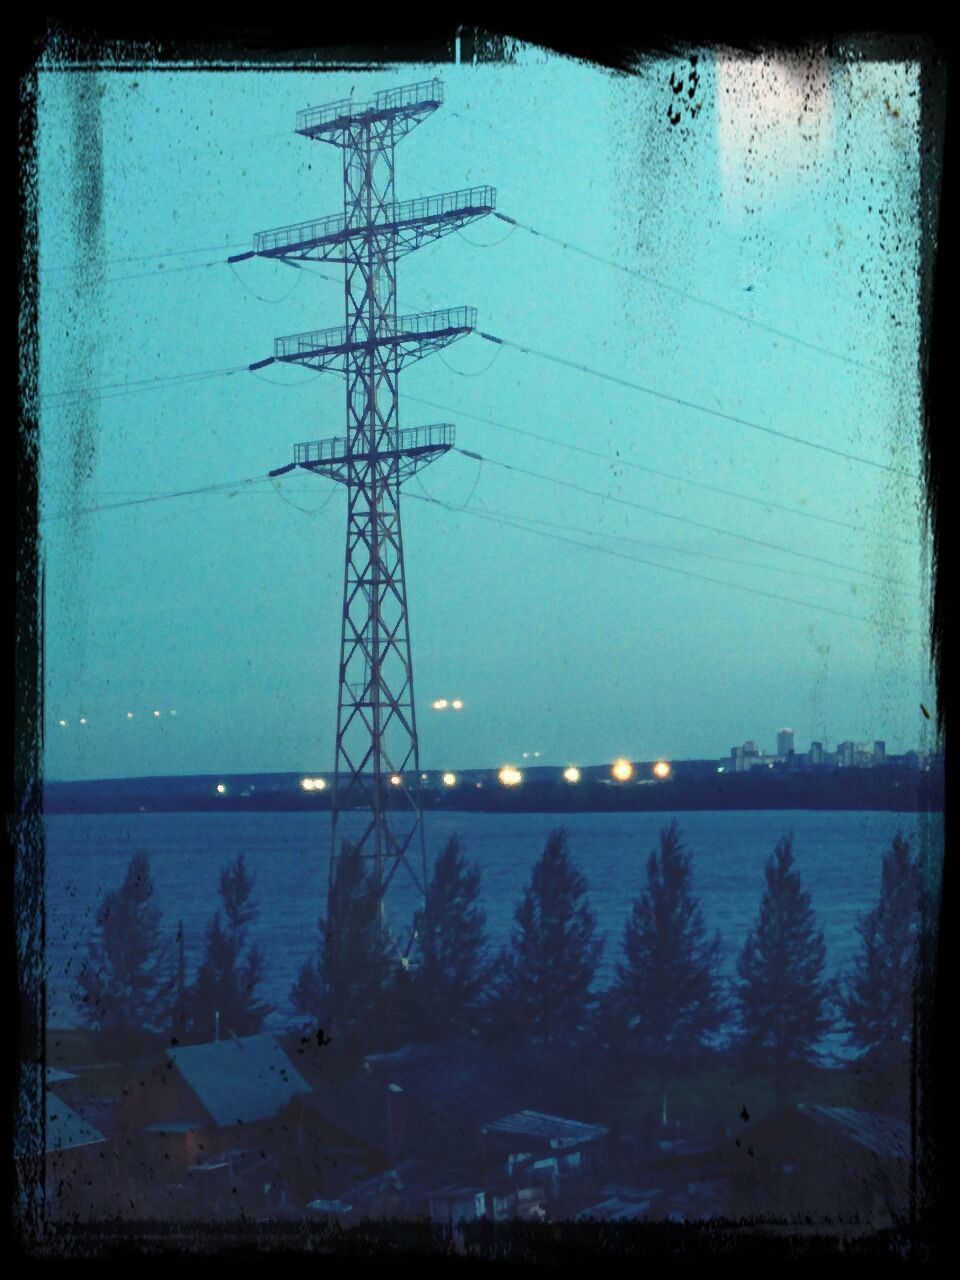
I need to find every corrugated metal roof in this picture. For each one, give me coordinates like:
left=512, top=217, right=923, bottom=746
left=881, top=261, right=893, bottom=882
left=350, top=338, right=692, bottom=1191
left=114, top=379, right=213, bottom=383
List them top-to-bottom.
left=168, top=1034, right=311, bottom=1128
left=798, top=1105, right=910, bottom=1160
left=481, top=1110, right=610, bottom=1144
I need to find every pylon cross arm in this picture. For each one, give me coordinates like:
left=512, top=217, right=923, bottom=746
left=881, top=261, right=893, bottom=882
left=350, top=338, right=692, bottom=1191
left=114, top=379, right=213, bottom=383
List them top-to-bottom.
left=253, top=186, right=496, bottom=262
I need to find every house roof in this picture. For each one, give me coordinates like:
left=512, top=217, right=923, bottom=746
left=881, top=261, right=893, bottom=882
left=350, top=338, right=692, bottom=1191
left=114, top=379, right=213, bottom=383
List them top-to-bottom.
left=167, top=1034, right=311, bottom=1128
left=299, top=1062, right=518, bottom=1158
left=45, top=1067, right=78, bottom=1084
left=15, top=1074, right=107, bottom=1160
left=39, top=1090, right=106, bottom=1162
left=44, top=1094, right=106, bottom=1155
left=797, top=1105, right=910, bottom=1160
left=481, top=1110, right=610, bottom=1146
left=328, top=1158, right=482, bottom=1213
left=576, top=1195, right=658, bottom=1222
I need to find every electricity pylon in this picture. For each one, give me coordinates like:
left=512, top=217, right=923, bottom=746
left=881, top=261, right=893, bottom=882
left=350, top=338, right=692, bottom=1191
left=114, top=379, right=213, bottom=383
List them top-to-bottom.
left=232, top=79, right=495, bottom=942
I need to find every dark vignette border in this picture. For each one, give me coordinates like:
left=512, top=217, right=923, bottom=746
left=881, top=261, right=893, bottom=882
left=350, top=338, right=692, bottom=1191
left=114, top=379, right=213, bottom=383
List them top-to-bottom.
left=11, top=17, right=951, bottom=1265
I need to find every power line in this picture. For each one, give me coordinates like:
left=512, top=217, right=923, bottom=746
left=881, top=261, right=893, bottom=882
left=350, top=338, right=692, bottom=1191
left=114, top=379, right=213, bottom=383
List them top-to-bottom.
left=494, top=212, right=887, bottom=379
left=39, top=241, right=252, bottom=275
left=42, top=259, right=224, bottom=293
left=227, top=259, right=305, bottom=304
left=478, top=332, right=917, bottom=480
left=436, top=345, right=504, bottom=378
left=40, top=364, right=249, bottom=408
left=402, top=393, right=910, bottom=545
left=454, top=447, right=908, bottom=586
left=58, top=460, right=889, bottom=596
left=414, top=464, right=858, bottom=588
left=34, top=466, right=916, bottom=632
left=41, top=475, right=271, bottom=522
left=269, top=475, right=339, bottom=515
left=406, top=490, right=919, bottom=636
left=465, top=501, right=869, bottom=591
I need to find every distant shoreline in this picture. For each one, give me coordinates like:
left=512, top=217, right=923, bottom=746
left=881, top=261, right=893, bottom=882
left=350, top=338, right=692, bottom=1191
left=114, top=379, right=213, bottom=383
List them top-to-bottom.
left=41, top=764, right=943, bottom=815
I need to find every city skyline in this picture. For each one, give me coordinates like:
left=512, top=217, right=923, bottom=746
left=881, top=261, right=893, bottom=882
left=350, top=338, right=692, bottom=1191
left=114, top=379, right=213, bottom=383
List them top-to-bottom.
left=42, top=707, right=931, bottom=781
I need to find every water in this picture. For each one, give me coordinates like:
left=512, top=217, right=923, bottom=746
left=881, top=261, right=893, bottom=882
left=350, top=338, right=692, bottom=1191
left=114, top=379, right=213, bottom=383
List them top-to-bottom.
left=40, top=809, right=940, bottom=1061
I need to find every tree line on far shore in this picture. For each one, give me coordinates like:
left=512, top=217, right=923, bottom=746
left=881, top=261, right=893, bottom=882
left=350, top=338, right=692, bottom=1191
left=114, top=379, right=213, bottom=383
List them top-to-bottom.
left=71, top=822, right=920, bottom=1101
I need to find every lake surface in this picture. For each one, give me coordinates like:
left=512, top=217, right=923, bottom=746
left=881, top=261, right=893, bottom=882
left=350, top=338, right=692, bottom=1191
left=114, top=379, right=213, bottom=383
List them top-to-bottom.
left=39, top=809, right=941, bottom=1062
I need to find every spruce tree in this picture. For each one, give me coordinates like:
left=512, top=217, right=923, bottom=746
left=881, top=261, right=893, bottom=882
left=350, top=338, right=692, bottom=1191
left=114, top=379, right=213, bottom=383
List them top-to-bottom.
left=615, top=819, right=726, bottom=1068
left=495, top=828, right=603, bottom=1048
left=841, top=832, right=919, bottom=1060
left=408, top=834, right=489, bottom=1041
left=737, top=835, right=830, bottom=1096
left=291, top=843, right=392, bottom=1054
left=72, top=853, right=170, bottom=1038
left=185, top=853, right=270, bottom=1040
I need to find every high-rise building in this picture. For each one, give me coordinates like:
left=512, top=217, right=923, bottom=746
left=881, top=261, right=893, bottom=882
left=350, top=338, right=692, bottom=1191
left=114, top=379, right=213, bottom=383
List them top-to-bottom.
left=777, top=728, right=795, bottom=758
left=838, top=740, right=856, bottom=767
left=874, top=740, right=886, bottom=765
left=809, top=741, right=824, bottom=766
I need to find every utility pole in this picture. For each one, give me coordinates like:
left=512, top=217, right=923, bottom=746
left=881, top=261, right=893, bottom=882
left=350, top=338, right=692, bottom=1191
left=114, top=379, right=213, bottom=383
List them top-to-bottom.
left=232, top=79, right=495, bottom=945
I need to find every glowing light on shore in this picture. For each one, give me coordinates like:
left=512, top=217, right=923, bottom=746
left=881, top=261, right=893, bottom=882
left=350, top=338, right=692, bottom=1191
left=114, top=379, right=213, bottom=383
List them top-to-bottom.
left=432, top=699, right=449, bottom=710
left=451, top=699, right=463, bottom=710
left=153, top=710, right=161, bottom=717
left=126, top=712, right=134, bottom=719
left=79, top=718, right=87, bottom=725
left=58, top=719, right=67, bottom=727
left=611, top=758, right=634, bottom=782
left=652, top=760, right=672, bottom=780
left=499, top=765, right=523, bottom=787
left=563, top=766, right=581, bottom=784
left=442, top=772, right=457, bottom=787
left=389, top=773, right=402, bottom=786
left=301, top=778, right=316, bottom=792
left=313, top=778, right=327, bottom=790
left=216, top=784, right=226, bottom=794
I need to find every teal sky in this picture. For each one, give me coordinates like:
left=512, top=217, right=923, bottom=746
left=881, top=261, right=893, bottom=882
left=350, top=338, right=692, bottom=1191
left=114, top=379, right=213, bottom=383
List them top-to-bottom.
left=36, top=44, right=936, bottom=781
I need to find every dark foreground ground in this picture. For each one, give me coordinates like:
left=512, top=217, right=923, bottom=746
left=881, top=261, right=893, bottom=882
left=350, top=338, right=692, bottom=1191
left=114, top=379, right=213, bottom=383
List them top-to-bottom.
left=20, top=1024, right=925, bottom=1262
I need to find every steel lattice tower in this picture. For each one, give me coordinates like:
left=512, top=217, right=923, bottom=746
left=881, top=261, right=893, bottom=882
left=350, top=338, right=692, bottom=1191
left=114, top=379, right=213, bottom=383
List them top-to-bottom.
left=232, top=79, right=495, bottom=940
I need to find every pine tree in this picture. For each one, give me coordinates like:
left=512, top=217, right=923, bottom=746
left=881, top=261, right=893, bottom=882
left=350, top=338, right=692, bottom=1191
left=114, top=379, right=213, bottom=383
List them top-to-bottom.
left=615, top=819, right=726, bottom=1069
left=495, top=828, right=603, bottom=1049
left=841, top=832, right=919, bottom=1060
left=408, top=834, right=489, bottom=1041
left=737, top=835, right=830, bottom=1095
left=291, top=843, right=392, bottom=1054
left=72, top=853, right=170, bottom=1037
left=185, top=854, right=270, bottom=1041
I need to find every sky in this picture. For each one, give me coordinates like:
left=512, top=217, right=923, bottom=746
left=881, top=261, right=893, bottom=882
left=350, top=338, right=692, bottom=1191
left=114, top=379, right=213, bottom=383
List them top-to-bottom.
left=35, top=41, right=937, bottom=782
